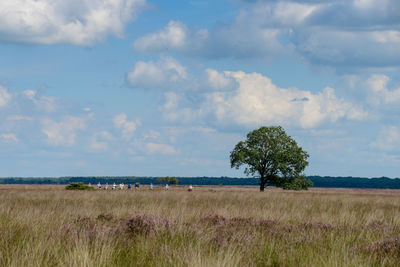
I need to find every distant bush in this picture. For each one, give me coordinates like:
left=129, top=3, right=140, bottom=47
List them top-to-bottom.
left=280, top=176, right=313, bottom=190
left=65, top=182, right=94, bottom=190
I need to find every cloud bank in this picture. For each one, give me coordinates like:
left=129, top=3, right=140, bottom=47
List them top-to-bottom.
left=133, top=0, right=400, bottom=69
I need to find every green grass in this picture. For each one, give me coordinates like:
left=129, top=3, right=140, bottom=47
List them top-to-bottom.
left=1, top=185, right=400, bottom=266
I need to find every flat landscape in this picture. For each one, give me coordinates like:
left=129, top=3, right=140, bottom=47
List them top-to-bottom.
left=1, top=185, right=400, bottom=266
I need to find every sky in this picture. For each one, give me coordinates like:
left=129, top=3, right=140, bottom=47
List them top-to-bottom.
left=0, top=0, right=400, bottom=178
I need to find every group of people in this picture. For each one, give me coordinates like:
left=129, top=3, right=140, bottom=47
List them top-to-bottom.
left=94, top=182, right=194, bottom=191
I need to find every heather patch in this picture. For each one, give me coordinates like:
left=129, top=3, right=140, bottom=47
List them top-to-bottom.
left=366, top=235, right=400, bottom=256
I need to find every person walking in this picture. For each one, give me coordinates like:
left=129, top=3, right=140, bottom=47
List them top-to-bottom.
left=97, top=182, right=102, bottom=189
left=105, top=182, right=109, bottom=190
left=112, top=183, right=116, bottom=190
left=128, top=183, right=132, bottom=190
left=150, top=183, right=154, bottom=190
left=165, top=184, right=169, bottom=190
left=188, top=185, right=193, bottom=192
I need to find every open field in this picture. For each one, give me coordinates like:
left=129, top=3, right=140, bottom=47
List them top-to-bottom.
left=1, top=185, right=400, bottom=266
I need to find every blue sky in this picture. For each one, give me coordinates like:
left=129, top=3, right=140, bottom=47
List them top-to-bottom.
left=1, top=0, right=400, bottom=178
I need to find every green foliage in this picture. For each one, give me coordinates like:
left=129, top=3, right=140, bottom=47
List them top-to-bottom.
left=230, top=126, right=310, bottom=191
left=157, top=176, right=179, bottom=185
left=280, top=176, right=313, bottom=190
left=65, top=182, right=94, bottom=190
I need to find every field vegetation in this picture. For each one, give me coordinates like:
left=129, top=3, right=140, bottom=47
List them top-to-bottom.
left=1, top=185, right=400, bottom=266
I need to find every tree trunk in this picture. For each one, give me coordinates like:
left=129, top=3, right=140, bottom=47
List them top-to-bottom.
left=260, top=175, right=265, bottom=192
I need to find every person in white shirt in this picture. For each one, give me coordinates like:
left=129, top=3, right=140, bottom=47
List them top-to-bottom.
left=97, top=182, right=101, bottom=189
left=150, top=183, right=154, bottom=190
left=165, top=184, right=169, bottom=190
left=188, top=185, right=193, bottom=192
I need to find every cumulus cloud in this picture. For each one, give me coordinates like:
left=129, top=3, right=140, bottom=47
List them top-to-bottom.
left=0, top=0, right=147, bottom=45
left=133, top=18, right=286, bottom=59
left=133, top=20, right=187, bottom=52
left=126, top=56, right=187, bottom=89
left=163, top=69, right=367, bottom=129
left=205, top=69, right=237, bottom=91
left=207, top=71, right=366, bottom=128
left=365, top=74, right=400, bottom=105
left=0, top=86, right=12, bottom=107
left=113, top=113, right=137, bottom=140
left=41, top=116, right=86, bottom=146
left=372, top=126, right=400, bottom=151
left=0, top=133, right=18, bottom=143
left=145, top=142, right=177, bottom=155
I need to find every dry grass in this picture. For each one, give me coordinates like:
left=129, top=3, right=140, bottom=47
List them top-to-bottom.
left=1, top=185, right=400, bottom=266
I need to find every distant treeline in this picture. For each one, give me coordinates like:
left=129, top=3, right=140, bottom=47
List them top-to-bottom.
left=1, top=176, right=400, bottom=189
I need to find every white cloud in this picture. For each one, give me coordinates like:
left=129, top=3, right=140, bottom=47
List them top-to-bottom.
left=0, top=0, right=147, bottom=45
left=133, top=17, right=285, bottom=59
left=133, top=20, right=187, bottom=52
left=126, top=56, right=187, bottom=89
left=163, top=69, right=367, bottom=128
left=205, top=69, right=236, bottom=91
left=206, top=71, right=366, bottom=128
left=366, top=75, right=400, bottom=105
left=0, top=86, right=11, bottom=107
left=23, top=90, right=57, bottom=112
left=113, top=113, right=137, bottom=140
left=41, top=116, right=86, bottom=146
left=372, top=126, right=400, bottom=151
left=90, top=131, right=114, bottom=150
left=0, top=133, right=18, bottom=143
left=145, top=142, right=177, bottom=155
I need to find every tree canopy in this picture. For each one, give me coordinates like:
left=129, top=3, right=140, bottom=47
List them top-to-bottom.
left=230, top=126, right=310, bottom=191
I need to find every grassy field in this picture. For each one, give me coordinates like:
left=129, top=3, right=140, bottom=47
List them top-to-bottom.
left=1, top=185, right=400, bottom=266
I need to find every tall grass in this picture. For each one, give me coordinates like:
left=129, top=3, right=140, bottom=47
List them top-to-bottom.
left=1, top=185, right=400, bottom=266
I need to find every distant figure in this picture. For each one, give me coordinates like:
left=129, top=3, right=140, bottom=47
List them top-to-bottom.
left=88, top=182, right=91, bottom=187
left=97, top=182, right=102, bottom=189
left=105, top=183, right=109, bottom=190
left=112, top=183, right=116, bottom=190
left=119, top=183, right=124, bottom=190
left=128, top=183, right=132, bottom=189
left=135, top=183, right=140, bottom=189
left=150, top=183, right=154, bottom=190
left=165, top=184, right=169, bottom=190
left=188, top=185, right=193, bottom=192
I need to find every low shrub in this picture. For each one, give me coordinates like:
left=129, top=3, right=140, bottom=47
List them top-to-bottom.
left=280, top=176, right=313, bottom=190
left=65, top=182, right=94, bottom=190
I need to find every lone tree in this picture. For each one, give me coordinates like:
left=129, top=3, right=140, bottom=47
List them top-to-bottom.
left=230, top=126, right=310, bottom=191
